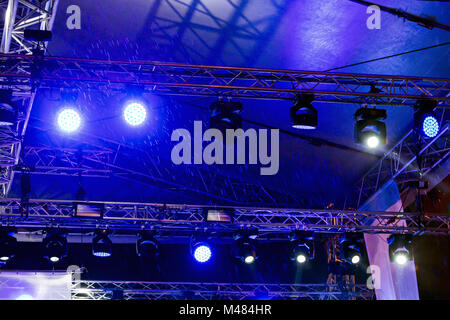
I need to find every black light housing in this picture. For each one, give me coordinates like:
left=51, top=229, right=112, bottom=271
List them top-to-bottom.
left=23, top=29, right=53, bottom=42
left=0, top=89, right=17, bottom=126
left=290, top=93, right=317, bottom=129
left=209, top=100, right=243, bottom=132
left=354, top=107, right=387, bottom=148
left=0, top=230, right=17, bottom=263
left=92, top=230, right=112, bottom=258
left=43, top=231, right=68, bottom=263
left=136, top=231, right=159, bottom=258
left=234, top=231, right=258, bottom=264
left=290, top=231, right=314, bottom=264
left=340, top=233, right=362, bottom=265
left=388, top=234, right=413, bottom=266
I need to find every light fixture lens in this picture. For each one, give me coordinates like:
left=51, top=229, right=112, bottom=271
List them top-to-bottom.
left=124, top=102, right=147, bottom=126
left=57, top=108, right=81, bottom=132
left=422, top=115, right=439, bottom=138
left=366, top=135, right=380, bottom=148
left=193, top=245, right=212, bottom=263
left=93, top=251, right=111, bottom=258
left=394, top=253, right=408, bottom=265
left=296, top=254, right=307, bottom=264
left=244, top=255, right=255, bottom=264
left=351, top=255, right=360, bottom=264
left=0, top=256, right=9, bottom=261
left=49, top=256, right=60, bottom=263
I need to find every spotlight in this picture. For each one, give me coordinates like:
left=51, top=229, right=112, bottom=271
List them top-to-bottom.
left=0, top=90, right=17, bottom=126
left=290, top=94, right=317, bottom=129
left=209, top=100, right=243, bottom=132
left=415, top=100, right=439, bottom=138
left=123, top=102, right=147, bottom=126
left=354, top=107, right=387, bottom=148
left=57, top=108, right=81, bottom=133
left=92, top=230, right=112, bottom=258
left=0, top=231, right=17, bottom=262
left=136, top=231, right=159, bottom=258
left=290, top=231, right=314, bottom=264
left=43, top=232, right=67, bottom=263
left=235, top=232, right=257, bottom=264
left=340, top=234, right=362, bottom=265
left=388, top=234, right=412, bottom=266
left=192, top=243, right=212, bottom=263
left=292, top=243, right=311, bottom=264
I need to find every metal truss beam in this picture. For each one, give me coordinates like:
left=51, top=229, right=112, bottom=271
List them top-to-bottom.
left=0, top=0, right=59, bottom=54
left=0, top=0, right=58, bottom=198
left=1, top=53, right=449, bottom=106
left=350, top=123, right=450, bottom=208
left=18, top=140, right=298, bottom=206
left=1, top=199, right=448, bottom=236
left=71, top=281, right=373, bottom=300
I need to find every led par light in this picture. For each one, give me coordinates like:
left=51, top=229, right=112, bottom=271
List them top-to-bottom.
left=414, top=99, right=440, bottom=139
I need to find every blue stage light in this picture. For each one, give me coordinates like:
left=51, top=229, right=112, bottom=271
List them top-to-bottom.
left=123, top=102, right=147, bottom=126
left=57, top=108, right=81, bottom=132
left=422, top=115, right=439, bottom=138
left=92, top=231, right=112, bottom=258
left=193, top=244, right=212, bottom=263
left=93, top=251, right=111, bottom=258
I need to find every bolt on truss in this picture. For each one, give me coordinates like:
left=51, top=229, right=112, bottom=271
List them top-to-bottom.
left=1, top=53, right=449, bottom=106
left=350, top=122, right=450, bottom=209
left=0, top=199, right=448, bottom=236
left=71, top=281, right=374, bottom=300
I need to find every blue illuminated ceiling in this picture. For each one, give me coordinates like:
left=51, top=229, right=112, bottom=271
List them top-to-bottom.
left=9, top=0, right=450, bottom=207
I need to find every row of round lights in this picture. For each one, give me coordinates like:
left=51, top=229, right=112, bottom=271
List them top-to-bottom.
left=57, top=101, right=147, bottom=133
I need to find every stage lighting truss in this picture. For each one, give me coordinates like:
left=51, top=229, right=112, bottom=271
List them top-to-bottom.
left=290, top=94, right=318, bottom=130
left=415, top=100, right=440, bottom=139
left=354, top=107, right=387, bottom=148
left=92, top=230, right=112, bottom=258
left=43, top=231, right=68, bottom=263
left=136, top=231, right=159, bottom=258
left=388, top=234, right=413, bottom=266
left=70, top=281, right=374, bottom=300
